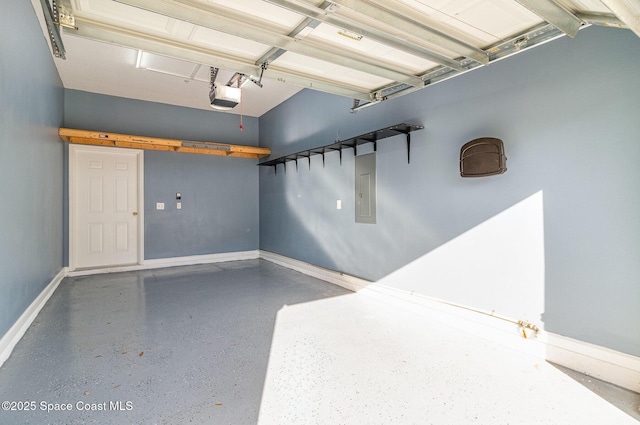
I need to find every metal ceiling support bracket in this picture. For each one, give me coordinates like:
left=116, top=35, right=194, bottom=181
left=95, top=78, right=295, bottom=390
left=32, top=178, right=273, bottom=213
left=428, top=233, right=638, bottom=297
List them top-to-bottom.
left=39, top=0, right=66, bottom=59
left=56, top=0, right=75, bottom=28
left=115, top=0, right=424, bottom=88
left=265, top=0, right=463, bottom=70
left=329, top=0, right=488, bottom=64
left=513, top=0, right=584, bottom=37
left=599, top=0, right=640, bottom=37
left=575, top=12, right=626, bottom=28
left=65, top=18, right=373, bottom=101
left=256, top=62, right=268, bottom=86
left=210, top=67, right=219, bottom=86
left=226, top=72, right=264, bottom=89
left=350, top=99, right=380, bottom=113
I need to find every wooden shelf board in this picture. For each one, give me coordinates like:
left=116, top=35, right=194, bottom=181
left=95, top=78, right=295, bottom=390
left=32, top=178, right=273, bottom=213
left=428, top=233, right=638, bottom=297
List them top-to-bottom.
left=59, top=128, right=271, bottom=159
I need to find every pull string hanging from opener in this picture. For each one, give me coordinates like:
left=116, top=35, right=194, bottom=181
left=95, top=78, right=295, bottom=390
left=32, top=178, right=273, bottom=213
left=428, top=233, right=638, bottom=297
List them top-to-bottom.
left=238, top=78, right=243, bottom=131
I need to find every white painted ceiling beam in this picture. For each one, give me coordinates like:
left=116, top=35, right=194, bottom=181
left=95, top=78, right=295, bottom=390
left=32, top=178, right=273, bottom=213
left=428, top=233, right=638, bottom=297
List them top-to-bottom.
left=115, top=0, right=424, bottom=88
left=265, top=0, right=463, bottom=70
left=328, top=0, right=489, bottom=64
left=513, top=0, right=584, bottom=37
left=600, top=0, right=640, bottom=37
left=65, top=18, right=374, bottom=101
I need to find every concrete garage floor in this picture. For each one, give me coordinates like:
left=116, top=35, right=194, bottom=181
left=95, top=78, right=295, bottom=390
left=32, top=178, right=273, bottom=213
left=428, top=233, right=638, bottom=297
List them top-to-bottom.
left=0, top=259, right=637, bottom=424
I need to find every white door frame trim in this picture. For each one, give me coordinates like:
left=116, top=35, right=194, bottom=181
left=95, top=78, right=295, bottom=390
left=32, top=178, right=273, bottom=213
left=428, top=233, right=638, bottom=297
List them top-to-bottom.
left=69, top=144, right=144, bottom=271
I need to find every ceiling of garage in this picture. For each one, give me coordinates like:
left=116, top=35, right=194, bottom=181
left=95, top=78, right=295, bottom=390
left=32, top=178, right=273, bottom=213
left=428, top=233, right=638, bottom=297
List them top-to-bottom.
left=33, top=0, right=638, bottom=117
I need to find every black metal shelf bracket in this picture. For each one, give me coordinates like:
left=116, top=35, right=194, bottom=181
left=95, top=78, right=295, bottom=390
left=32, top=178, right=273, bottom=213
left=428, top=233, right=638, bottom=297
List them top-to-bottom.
left=258, top=123, right=424, bottom=172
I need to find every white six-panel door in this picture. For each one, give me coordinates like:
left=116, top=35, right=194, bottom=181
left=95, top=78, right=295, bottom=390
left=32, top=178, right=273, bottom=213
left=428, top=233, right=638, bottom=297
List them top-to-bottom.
left=70, top=145, right=143, bottom=270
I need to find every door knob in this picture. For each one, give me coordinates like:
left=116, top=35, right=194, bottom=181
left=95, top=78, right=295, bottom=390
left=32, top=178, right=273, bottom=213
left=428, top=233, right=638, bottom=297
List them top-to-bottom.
left=133, top=212, right=138, bottom=216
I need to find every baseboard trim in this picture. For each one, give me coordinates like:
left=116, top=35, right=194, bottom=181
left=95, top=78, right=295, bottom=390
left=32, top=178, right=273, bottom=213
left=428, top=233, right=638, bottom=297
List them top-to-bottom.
left=1, top=250, right=260, bottom=368
left=67, top=250, right=260, bottom=277
left=259, top=250, right=640, bottom=392
left=259, top=250, right=370, bottom=292
left=0, top=268, right=67, bottom=368
left=542, top=333, right=640, bottom=393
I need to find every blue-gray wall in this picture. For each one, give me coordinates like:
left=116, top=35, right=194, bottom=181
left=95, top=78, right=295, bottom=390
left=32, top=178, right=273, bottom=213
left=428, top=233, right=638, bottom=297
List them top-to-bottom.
left=0, top=2, right=64, bottom=337
left=259, top=26, right=640, bottom=356
left=64, top=91, right=260, bottom=260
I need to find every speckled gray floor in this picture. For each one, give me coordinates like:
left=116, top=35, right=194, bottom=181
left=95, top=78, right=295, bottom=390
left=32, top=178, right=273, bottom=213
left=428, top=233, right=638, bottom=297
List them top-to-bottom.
left=0, top=259, right=638, bottom=424
left=0, top=260, right=349, bottom=424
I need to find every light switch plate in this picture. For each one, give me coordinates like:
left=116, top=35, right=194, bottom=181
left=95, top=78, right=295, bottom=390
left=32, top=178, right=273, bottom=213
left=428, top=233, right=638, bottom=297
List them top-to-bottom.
left=337, top=200, right=342, bottom=210
left=156, top=202, right=165, bottom=210
left=177, top=202, right=182, bottom=210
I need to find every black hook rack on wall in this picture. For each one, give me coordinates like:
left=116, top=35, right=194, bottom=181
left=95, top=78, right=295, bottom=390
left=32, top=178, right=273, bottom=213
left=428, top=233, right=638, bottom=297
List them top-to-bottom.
left=258, top=123, right=424, bottom=174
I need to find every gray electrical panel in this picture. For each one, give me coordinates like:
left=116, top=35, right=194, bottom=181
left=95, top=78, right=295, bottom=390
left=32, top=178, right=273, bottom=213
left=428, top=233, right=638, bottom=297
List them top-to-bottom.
left=355, top=153, right=376, bottom=224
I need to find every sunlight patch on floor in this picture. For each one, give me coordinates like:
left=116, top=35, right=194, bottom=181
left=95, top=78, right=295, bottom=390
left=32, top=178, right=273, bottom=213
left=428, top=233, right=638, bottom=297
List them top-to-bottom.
left=258, top=291, right=637, bottom=425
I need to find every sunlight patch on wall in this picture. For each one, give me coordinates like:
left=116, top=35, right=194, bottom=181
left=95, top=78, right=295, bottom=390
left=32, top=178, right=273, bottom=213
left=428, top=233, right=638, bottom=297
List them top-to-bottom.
left=377, top=190, right=545, bottom=326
